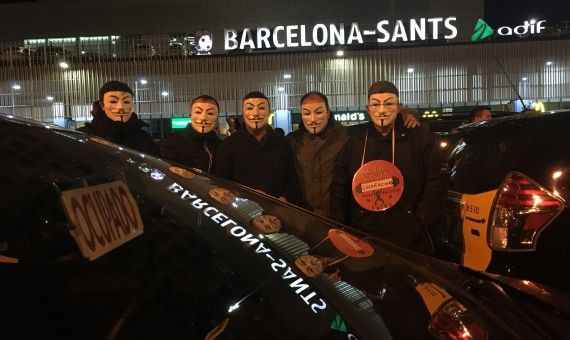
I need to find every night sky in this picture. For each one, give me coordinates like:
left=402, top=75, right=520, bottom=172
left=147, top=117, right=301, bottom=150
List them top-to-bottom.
left=484, top=0, right=568, bottom=27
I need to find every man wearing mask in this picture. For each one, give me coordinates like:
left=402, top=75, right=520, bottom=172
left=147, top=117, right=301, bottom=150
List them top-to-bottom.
left=79, top=80, right=154, bottom=153
left=331, top=81, right=443, bottom=253
left=215, top=91, right=300, bottom=203
left=287, top=91, right=348, bottom=218
left=288, top=91, right=420, bottom=218
left=157, top=95, right=221, bottom=173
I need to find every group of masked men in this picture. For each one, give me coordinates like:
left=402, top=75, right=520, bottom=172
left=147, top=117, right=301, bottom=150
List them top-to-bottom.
left=82, top=79, right=444, bottom=254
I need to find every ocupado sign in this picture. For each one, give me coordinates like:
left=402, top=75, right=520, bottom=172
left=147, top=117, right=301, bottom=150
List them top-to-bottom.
left=60, top=181, right=144, bottom=260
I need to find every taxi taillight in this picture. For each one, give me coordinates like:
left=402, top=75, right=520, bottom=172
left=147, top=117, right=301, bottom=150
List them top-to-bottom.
left=489, top=172, right=565, bottom=251
left=428, top=300, right=486, bottom=340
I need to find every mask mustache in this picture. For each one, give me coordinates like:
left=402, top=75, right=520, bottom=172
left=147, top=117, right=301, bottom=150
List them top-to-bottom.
left=248, top=115, right=265, bottom=121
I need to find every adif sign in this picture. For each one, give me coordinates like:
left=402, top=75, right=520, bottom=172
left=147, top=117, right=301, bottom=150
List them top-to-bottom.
left=225, top=17, right=458, bottom=50
left=497, top=20, right=546, bottom=36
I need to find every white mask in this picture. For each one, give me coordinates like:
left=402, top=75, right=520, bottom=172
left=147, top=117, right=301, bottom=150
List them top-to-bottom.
left=101, top=91, right=134, bottom=122
left=367, top=93, right=400, bottom=130
left=301, top=97, right=330, bottom=134
left=243, top=98, right=270, bottom=130
left=190, top=100, right=219, bottom=134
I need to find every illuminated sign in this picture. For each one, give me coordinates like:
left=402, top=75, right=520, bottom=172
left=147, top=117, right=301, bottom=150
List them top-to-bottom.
left=225, top=17, right=458, bottom=50
left=471, top=18, right=546, bottom=42
left=532, top=101, right=545, bottom=112
left=334, top=112, right=367, bottom=122
left=171, top=117, right=190, bottom=129
left=166, top=182, right=328, bottom=314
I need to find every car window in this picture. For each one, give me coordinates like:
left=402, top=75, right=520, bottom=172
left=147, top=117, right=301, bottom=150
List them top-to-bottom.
left=447, top=128, right=528, bottom=194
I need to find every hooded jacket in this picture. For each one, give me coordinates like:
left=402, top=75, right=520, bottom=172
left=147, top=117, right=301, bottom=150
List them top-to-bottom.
left=78, top=109, right=154, bottom=154
left=331, top=114, right=444, bottom=250
left=287, top=118, right=348, bottom=218
left=157, top=124, right=221, bottom=173
left=215, top=125, right=300, bottom=203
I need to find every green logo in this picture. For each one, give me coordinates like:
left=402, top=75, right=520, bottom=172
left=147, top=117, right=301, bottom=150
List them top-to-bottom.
left=471, top=19, right=494, bottom=41
left=330, top=314, right=348, bottom=333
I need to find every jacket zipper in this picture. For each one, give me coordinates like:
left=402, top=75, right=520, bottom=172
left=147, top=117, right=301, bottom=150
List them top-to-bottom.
left=204, top=141, right=213, bottom=173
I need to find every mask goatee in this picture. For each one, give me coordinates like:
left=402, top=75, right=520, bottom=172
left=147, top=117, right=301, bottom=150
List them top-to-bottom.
left=380, top=118, right=385, bottom=127
left=255, top=121, right=259, bottom=129
left=201, top=125, right=205, bottom=133
left=312, top=126, right=317, bottom=133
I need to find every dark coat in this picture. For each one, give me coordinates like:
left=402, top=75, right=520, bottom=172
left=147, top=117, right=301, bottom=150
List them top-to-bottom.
left=78, top=110, right=154, bottom=154
left=331, top=115, right=444, bottom=250
left=287, top=118, right=348, bottom=218
left=156, top=125, right=221, bottom=173
left=215, top=126, right=300, bottom=203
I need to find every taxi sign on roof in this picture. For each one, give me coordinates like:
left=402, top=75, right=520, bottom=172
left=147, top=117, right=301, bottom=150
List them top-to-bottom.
left=60, top=181, right=144, bottom=261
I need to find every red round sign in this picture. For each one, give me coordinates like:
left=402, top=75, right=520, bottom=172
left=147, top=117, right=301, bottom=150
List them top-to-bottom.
left=352, top=160, right=404, bottom=211
left=328, top=229, right=374, bottom=258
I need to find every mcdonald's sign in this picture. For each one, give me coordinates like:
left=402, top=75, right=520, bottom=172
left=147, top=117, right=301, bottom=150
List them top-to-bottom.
left=532, top=101, right=545, bottom=112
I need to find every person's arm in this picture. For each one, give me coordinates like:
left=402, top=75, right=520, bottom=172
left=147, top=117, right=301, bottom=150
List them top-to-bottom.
left=402, top=112, right=420, bottom=129
left=414, top=132, right=445, bottom=227
left=155, top=137, right=179, bottom=162
left=213, top=139, right=233, bottom=180
left=330, top=140, right=351, bottom=224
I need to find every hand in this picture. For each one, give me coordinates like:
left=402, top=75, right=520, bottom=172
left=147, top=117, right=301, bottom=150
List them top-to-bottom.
left=403, top=113, right=420, bottom=128
left=278, top=196, right=288, bottom=202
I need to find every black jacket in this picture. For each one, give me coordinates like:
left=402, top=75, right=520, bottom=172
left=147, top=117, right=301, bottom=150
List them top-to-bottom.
left=78, top=111, right=154, bottom=154
left=331, top=115, right=444, bottom=250
left=287, top=119, right=348, bottom=218
left=157, top=125, right=221, bottom=173
left=215, top=126, right=300, bottom=203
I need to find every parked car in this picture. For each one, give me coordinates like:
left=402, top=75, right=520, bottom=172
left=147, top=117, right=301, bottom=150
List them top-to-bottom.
left=434, top=110, right=570, bottom=291
left=1, top=113, right=569, bottom=339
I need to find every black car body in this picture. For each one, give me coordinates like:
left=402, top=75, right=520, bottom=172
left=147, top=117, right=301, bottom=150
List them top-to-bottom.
left=435, top=111, right=570, bottom=291
left=1, top=113, right=569, bottom=339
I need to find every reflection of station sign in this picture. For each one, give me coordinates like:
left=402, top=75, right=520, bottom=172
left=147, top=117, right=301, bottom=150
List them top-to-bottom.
left=225, top=17, right=458, bottom=50
left=333, top=111, right=368, bottom=122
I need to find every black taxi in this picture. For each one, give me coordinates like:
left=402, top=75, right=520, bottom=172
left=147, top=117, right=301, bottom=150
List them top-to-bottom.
left=435, top=110, right=570, bottom=291
left=1, top=113, right=569, bottom=339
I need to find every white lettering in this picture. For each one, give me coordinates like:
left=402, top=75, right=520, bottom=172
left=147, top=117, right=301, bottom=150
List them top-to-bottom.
left=428, top=17, right=443, bottom=39
left=444, top=17, right=457, bottom=39
left=410, top=18, right=426, bottom=41
left=376, top=20, right=390, bottom=43
left=391, top=20, right=408, bottom=42
left=537, top=20, right=546, bottom=33
left=514, top=21, right=530, bottom=35
left=329, top=23, right=345, bottom=45
left=347, top=23, right=363, bottom=44
left=313, top=24, right=328, bottom=46
left=286, top=25, right=299, bottom=47
left=300, top=25, right=312, bottom=47
left=273, top=26, right=285, bottom=48
left=498, top=26, right=512, bottom=35
left=257, top=27, right=271, bottom=48
left=240, top=28, right=256, bottom=50
left=224, top=29, right=238, bottom=50
left=167, top=183, right=183, bottom=193
left=180, top=190, right=197, bottom=201
left=191, top=198, right=209, bottom=209
left=203, top=206, right=219, bottom=217
left=211, top=212, right=228, bottom=224
left=221, top=219, right=237, bottom=228
left=230, top=226, right=247, bottom=237
left=240, top=234, right=260, bottom=247
left=255, top=242, right=271, bottom=254
left=271, top=258, right=287, bottom=272
left=282, top=267, right=297, bottom=280
left=289, top=278, right=310, bottom=294
left=300, top=291, right=317, bottom=304
left=311, top=299, right=327, bottom=313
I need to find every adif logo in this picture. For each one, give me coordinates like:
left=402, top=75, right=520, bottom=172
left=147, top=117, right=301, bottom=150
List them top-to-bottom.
left=472, top=18, right=547, bottom=42
left=471, top=19, right=493, bottom=41
left=195, top=30, right=213, bottom=55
